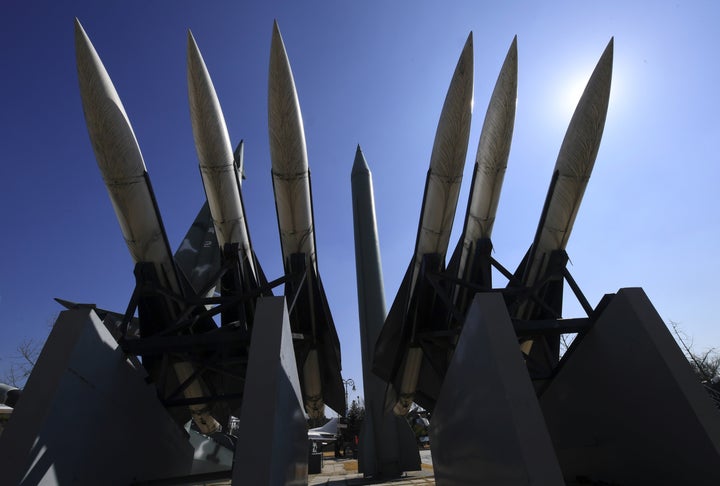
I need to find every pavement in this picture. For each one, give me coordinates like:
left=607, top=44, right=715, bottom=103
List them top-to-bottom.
left=309, top=449, right=435, bottom=486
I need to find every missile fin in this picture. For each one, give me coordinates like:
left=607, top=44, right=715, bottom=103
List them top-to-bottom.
left=174, top=202, right=221, bottom=297
left=373, top=263, right=414, bottom=384
left=311, top=272, right=345, bottom=415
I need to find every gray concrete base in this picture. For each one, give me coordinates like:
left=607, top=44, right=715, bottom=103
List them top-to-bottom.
left=541, top=287, right=720, bottom=485
left=430, top=293, right=564, bottom=485
left=233, top=297, right=308, bottom=485
left=0, top=308, right=193, bottom=485
left=358, top=393, right=420, bottom=477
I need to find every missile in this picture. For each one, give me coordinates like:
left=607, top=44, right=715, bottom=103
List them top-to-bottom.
left=75, top=18, right=181, bottom=299
left=75, top=19, right=220, bottom=435
left=268, top=21, right=344, bottom=418
left=187, top=31, right=253, bottom=259
left=187, top=32, right=266, bottom=327
left=373, top=33, right=474, bottom=415
left=447, top=36, right=518, bottom=321
left=515, top=38, right=613, bottom=313
left=510, top=39, right=613, bottom=373
left=351, top=146, right=421, bottom=474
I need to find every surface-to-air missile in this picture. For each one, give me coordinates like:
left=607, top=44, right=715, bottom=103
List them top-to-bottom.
left=75, top=19, right=221, bottom=434
left=268, top=21, right=344, bottom=418
left=187, top=31, right=270, bottom=328
left=373, top=33, right=474, bottom=416
left=446, top=36, right=518, bottom=320
left=508, top=39, right=613, bottom=378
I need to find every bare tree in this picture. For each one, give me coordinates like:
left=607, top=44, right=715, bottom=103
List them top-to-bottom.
left=2, top=312, right=57, bottom=388
left=670, top=321, right=720, bottom=382
left=2, top=338, right=41, bottom=388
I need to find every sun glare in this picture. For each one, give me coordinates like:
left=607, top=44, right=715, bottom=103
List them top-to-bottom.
left=560, top=72, right=590, bottom=118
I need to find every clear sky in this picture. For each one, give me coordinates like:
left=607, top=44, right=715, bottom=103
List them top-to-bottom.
left=1, top=1, right=719, bottom=407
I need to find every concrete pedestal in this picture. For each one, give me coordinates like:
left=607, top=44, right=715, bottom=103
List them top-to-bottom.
left=541, top=288, right=720, bottom=485
left=430, top=293, right=563, bottom=485
left=233, top=297, right=308, bottom=485
left=0, top=309, right=193, bottom=485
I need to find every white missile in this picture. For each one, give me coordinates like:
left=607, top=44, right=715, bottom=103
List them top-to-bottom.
left=75, top=18, right=181, bottom=298
left=75, top=19, right=220, bottom=435
left=268, top=21, right=344, bottom=418
left=268, top=21, right=316, bottom=271
left=187, top=31, right=256, bottom=279
left=408, top=32, right=474, bottom=299
left=374, top=33, right=474, bottom=415
left=444, top=36, right=518, bottom=328
left=452, top=36, right=517, bottom=283
left=516, top=38, right=613, bottom=317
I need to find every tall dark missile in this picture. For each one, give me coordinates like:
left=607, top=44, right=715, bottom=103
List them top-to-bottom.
left=75, top=19, right=220, bottom=434
left=268, top=20, right=344, bottom=418
left=187, top=32, right=266, bottom=327
left=373, top=33, right=474, bottom=415
left=447, top=36, right=518, bottom=321
left=511, top=39, right=613, bottom=372
left=352, top=146, right=420, bottom=476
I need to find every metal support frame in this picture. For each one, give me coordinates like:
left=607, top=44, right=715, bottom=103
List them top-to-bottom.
left=411, top=245, right=597, bottom=390
left=113, top=258, right=315, bottom=414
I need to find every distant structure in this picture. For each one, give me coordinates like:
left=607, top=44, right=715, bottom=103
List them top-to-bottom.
left=351, top=146, right=421, bottom=477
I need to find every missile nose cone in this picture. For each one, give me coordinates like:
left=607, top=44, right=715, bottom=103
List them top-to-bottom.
left=74, top=19, right=146, bottom=179
left=273, top=19, right=281, bottom=37
left=268, top=20, right=308, bottom=174
left=270, top=20, right=289, bottom=67
left=186, top=31, right=233, bottom=170
left=429, top=31, right=474, bottom=176
left=455, top=31, right=473, bottom=80
left=509, top=35, right=518, bottom=60
left=556, top=35, right=613, bottom=161
left=585, top=37, right=613, bottom=101
left=352, top=145, right=370, bottom=177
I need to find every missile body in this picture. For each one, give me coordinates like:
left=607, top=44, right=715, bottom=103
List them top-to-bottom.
left=75, top=19, right=220, bottom=434
left=75, top=19, right=181, bottom=299
left=268, top=21, right=344, bottom=418
left=187, top=32, right=266, bottom=328
left=187, top=32, right=254, bottom=266
left=374, top=33, right=474, bottom=415
left=447, top=36, right=518, bottom=322
left=514, top=38, right=613, bottom=316
left=510, top=39, right=613, bottom=375
left=351, top=146, right=421, bottom=475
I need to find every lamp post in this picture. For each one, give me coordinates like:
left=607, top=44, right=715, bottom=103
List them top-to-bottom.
left=342, top=378, right=355, bottom=417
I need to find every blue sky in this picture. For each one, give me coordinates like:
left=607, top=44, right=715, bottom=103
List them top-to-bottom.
left=1, top=1, right=719, bottom=404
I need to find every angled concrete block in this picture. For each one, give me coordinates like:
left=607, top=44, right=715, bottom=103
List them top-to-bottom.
left=541, top=287, right=720, bottom=485
left=430, top=293, right=563, bottom=485
left=233, top=297, right=308, bottom=485
left=0, top=309, right=193, bottom=485
left=359, top=389, right=420, bottom=478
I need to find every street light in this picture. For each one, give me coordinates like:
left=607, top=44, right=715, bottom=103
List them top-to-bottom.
left=342, top=378, right=355, bottom=417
